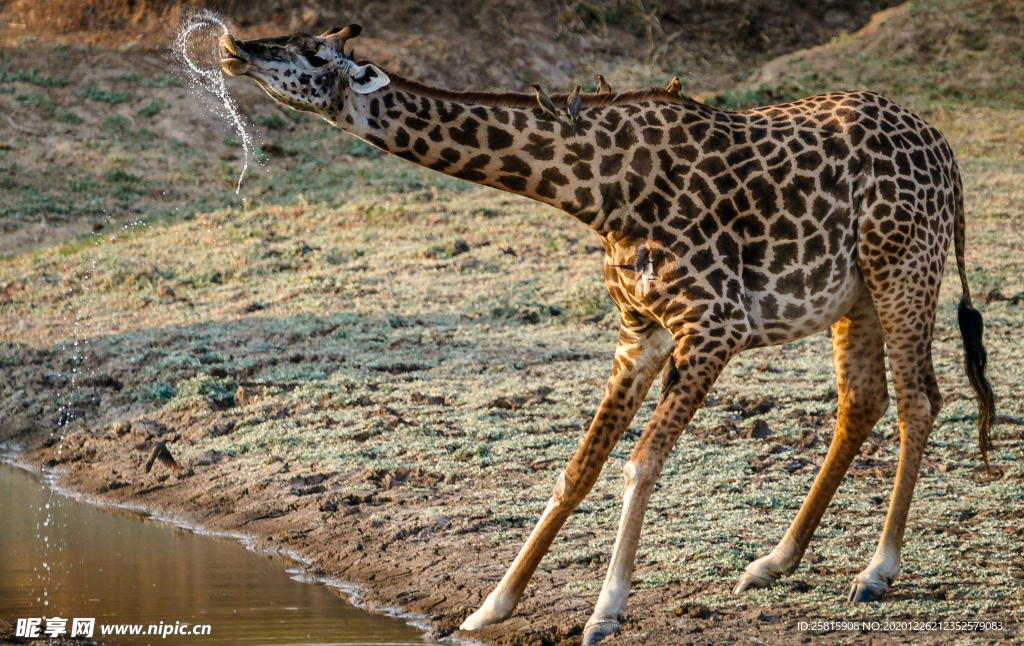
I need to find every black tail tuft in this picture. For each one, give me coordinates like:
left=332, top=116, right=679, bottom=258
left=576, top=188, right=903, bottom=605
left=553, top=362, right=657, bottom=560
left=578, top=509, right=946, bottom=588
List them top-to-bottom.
left=957, top=297, right=995, bottom=473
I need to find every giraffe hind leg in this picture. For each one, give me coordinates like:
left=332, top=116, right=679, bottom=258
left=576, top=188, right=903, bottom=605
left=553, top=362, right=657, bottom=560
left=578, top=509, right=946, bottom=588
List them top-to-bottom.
left=734, top=290, right=889, bottom=594
left=849, top=308, right=942, bottom=602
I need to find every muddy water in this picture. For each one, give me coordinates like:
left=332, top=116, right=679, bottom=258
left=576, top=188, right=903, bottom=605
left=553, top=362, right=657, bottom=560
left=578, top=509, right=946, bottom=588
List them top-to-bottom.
left=0, top=463, right=428, bottom=645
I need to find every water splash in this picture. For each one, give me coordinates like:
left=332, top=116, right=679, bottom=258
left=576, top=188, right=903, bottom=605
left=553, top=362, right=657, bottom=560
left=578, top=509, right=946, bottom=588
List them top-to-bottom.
left=173, top=9, right=252, bottom=194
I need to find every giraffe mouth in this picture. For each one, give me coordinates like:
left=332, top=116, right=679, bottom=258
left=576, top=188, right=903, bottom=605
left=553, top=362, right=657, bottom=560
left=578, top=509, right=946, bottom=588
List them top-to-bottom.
left=218, top=34, right=249, bottom=76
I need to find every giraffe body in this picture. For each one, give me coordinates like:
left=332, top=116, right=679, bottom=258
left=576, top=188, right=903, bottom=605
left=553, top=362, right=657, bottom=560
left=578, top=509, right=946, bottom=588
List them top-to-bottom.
left=220, top=27, right=995, bottom=644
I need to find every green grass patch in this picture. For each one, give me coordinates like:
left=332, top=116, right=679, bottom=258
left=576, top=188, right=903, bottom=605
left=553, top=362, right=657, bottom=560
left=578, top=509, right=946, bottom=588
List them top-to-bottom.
left=1, top=67, right=68, bottom=87
left=75, top=84, right=131, bottom=105
left=137, top=98, right=168, bottom=117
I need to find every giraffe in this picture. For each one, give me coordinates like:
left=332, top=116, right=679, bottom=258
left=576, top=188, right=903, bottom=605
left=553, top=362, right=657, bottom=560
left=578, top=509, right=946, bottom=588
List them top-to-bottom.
left=218, top=26, right=995, bottom=645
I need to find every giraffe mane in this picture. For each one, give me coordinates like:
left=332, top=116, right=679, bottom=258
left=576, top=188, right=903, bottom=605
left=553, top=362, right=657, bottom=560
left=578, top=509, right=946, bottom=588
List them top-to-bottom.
left=359, top=62, right=708, bottom=110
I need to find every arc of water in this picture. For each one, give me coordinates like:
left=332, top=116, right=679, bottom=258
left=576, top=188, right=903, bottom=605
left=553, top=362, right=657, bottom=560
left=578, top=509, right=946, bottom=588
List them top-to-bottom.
left=175, top=10, right=252, bottom=194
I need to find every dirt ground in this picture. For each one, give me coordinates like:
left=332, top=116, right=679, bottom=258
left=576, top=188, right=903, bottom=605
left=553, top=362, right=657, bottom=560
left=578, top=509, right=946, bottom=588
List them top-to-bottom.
left=2, top=1, right=1024, bottom=645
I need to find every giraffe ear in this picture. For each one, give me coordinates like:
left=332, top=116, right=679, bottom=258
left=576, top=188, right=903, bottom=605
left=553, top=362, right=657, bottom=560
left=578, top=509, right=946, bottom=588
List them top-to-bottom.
left=348, top=63, right=390, bottom=94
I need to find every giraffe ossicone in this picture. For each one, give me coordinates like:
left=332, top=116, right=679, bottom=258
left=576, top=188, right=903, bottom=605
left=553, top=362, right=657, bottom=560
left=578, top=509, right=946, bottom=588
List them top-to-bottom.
left=220, top=24, right=996, bottom=644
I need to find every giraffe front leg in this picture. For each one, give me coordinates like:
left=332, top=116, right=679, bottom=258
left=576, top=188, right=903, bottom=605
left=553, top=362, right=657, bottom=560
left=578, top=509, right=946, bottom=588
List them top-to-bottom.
left=459, top=318, right=674, bottom=632
left=584, top=328, right=743, bottom=645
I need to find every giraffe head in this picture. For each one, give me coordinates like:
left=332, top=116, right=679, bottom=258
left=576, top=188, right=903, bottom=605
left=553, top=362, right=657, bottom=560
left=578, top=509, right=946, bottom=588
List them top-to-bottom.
left=218, top=25, right=389, bottom=113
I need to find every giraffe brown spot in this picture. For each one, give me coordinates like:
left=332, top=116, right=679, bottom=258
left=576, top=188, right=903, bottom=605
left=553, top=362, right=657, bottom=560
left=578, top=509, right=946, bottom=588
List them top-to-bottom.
left=416, top=97, right=431, bottom=119
left=436, top=101, right=464, bottom=123
left=470, top=106, right=488, bottom=121
left=489, top=106, right=510, bottom=125
left=512, top=111, right=529, bottom=132
left=404, top=116, right=429, bottom=131
left=450, top=117, right=481, bottom=148
left=689, top=122, right=710, bottom=142
left=615, top=123, right=639, bottom=149
left=428, top=125, right=444, bottom=142
left=668, top=125, right=688, bottom=145
left=486, top=126, right=514, bottom=151
left=394, top=127, right=410, bottom=149
left=642, top=128, right=663, bottom=145
left=703, top=129, right=731, bottom=153
left=523, top=134, right=556, bottom=161
left=413, top=138, right=429, bottom=156
left=565, top=142, right=596, bottom=162
left=428, top=147, right=461, bottom=171
left=631, top=149, right=653, bottom=176
left=796, top=150, right=823, bottom=171
left=453, top=153, right=491, bottom=182
left=600, top=153, right=624, bottom=177
left=499, top=155, right=532, bottom=177
left=696, top=156, right=726, bottom=177
left=572, top=162, right=594, bottom=181
left=541, top=167, right=570, bottom=187
left=626, top=172, right=646, bottom=202
left=498, top=175, right=528, bottom=191
left=653, top=175, right=677, bottom=198
left=688, top=175, right=716, bottom=208
left=781, top=177, right=814, bottom=216
left=599, top=182, right=625, bottom=218
left=574, top=187, right=595, bottom=210
left=635, top=193, right=671, bottom=224
left=767, top=241, right=799, bottom=273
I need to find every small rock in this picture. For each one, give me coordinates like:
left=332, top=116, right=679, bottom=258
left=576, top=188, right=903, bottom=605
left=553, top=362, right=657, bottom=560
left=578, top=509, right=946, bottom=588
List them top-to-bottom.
left=234, top=385, right=252, bottom=406
left=743, top=396, right=775, bottom=417
left=210, top=419, right=236, bottom=437
left=745, top=420, right=772, bottom=439
left=111, top=421, right=131, bottom=437
left=432, top=516, right=451, bottom=531
left=674, top=603, right=712, bottom=619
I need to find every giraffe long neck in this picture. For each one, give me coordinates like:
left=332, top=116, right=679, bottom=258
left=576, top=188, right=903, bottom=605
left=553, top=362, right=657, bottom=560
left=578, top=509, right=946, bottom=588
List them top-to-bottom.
left=324, top=82, right=610, bottom=230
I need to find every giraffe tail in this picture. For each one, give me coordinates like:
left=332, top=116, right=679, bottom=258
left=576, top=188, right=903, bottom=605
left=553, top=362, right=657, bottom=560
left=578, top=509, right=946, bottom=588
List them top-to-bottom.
left=952, top=162, right=995, bottom=475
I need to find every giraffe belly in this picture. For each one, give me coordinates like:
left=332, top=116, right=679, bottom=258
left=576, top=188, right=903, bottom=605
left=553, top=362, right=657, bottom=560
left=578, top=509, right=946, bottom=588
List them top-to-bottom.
left=744, top=266, right=865, bottom=349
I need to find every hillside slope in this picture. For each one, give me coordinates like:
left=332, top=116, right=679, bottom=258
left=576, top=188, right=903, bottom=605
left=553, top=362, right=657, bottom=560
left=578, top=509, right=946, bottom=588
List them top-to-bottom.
left=707, top=0, right=1024, bottom=110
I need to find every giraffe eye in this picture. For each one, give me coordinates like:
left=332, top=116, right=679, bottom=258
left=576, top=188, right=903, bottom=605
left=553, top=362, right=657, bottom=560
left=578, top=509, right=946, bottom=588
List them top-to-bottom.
left=304, top=51, right=327, bottom=67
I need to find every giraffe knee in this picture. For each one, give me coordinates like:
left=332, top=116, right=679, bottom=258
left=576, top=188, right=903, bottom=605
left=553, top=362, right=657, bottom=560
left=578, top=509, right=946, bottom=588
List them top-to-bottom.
left=622, top=461, right=647, bottom=492
left=551, top=470, right=579, bottom=506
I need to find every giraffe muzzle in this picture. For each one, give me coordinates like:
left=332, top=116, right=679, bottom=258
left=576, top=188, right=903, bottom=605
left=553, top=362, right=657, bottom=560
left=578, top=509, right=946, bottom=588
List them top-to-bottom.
left=218, top=34, right=249, bottom=76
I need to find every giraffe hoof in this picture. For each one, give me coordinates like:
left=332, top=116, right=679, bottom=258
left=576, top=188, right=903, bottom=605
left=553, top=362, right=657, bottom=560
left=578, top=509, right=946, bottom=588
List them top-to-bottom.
left=732, top=570, right=774, bottom=594
left=848, top=580, right=887, bottom=603
left=582, top=621, right=620, bottom=645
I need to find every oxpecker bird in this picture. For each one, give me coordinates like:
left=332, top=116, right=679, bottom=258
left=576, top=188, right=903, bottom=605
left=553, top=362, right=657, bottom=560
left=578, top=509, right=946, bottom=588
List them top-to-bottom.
left=595, top=74, right=612, bottom=94
left=666, top=77, right=682, bottom=97
left=530, top=84, right=564, bottom=124
left=566, top=84, right=582, bottom=137
left=610, top=244, right=660, bottom=297
left=135, top=441, right=182, bottom=473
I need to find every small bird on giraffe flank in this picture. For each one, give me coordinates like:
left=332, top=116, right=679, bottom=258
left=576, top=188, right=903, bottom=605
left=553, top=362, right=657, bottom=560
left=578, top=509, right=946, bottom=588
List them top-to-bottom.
left=595, top=74, right=612, bottom=94
left=666, top=77, right=682, bottom=97
left=530, top=84, right=564, bottom=124
left=566, top=84, right=582, bottom=137
left=609, top=244, right=660, bottom=297
left=134, top=441, right=181, bottom=473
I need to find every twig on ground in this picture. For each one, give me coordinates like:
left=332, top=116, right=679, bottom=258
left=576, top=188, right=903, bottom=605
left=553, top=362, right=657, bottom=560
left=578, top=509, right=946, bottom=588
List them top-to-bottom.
left=3, top=113, right=41, bottom=135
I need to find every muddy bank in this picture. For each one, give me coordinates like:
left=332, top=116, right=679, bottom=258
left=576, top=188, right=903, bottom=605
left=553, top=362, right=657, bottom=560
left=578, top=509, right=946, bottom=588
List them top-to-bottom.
left=13, top=428, right=830, bottom=646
